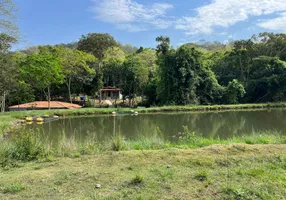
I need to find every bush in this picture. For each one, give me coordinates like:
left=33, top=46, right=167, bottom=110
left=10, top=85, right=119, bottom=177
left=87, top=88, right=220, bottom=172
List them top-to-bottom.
left=0, top=131, right=49, bottom=167
left=9, top=132, right=47, bottom=161
left=110, top=134, right=128, bottom=151
left=131, top=174, right=144, bottom=185
left=1, top=183, right=25, bottom=194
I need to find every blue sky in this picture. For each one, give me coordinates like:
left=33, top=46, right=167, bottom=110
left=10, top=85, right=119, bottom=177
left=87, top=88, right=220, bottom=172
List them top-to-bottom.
left=13, top=0, right=286, bottom=50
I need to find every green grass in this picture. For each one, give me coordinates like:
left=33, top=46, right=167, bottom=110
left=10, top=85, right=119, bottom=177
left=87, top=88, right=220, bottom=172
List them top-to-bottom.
left=2, top=102, right=286, bottom=134
left=138, top=102, right=286, bottom=113
left=0, top=125, right=285, bottom=199
left=0, top=145, right=285, bottom=199
left=0, top=183, right=25, bottom=194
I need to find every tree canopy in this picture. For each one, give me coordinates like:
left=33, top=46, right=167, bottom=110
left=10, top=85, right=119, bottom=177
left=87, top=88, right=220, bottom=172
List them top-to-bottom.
left=4, top=31, right=286, bottom=110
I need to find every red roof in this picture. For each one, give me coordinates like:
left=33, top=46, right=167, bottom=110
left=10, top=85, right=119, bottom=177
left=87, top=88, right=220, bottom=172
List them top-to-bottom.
left=9, top=101, right=82, bottom=110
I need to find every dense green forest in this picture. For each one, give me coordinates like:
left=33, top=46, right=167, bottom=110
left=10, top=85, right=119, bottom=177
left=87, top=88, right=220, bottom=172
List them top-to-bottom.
left=1, top=31, right=286, bottom=110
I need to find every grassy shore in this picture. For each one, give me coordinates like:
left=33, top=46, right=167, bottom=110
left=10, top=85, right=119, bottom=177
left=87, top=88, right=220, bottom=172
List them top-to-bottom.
left=2, top=102, right=286, bottom=133
left=0, top=118, right=286, bottom=199
left=0, top=144, right=285, bottom=199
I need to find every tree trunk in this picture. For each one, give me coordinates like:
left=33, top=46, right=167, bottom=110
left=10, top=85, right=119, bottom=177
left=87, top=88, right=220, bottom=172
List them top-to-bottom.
left=239, top=56, right=245, bottom=82
left=67, top=77, right=72, bottom=104
left=47, top=87, right=51, bottom=110
left=1, top=91, right=6, bottom=113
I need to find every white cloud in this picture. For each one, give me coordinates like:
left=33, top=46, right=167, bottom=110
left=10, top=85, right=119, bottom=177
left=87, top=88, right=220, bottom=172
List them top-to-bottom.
left=91, top=0, right=173, bottom=32
left=175, top=0, right=286, bottom=35
left=258, top=12, right=286, bottom=32
left=116, top=24, right=147, bottom=32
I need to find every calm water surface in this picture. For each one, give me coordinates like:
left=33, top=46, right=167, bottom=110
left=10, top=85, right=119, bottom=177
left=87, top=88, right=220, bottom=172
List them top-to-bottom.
left=28, top=108, right=286, bottom=141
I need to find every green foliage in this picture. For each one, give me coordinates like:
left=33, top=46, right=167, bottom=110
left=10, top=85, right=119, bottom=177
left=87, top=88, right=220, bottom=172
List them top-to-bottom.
left=6, top=31, right=286, bottom=108
left=0, top=33, right=17, bottom=52
left=0, top=33, right=17, bottom=112
left=77, top=33, right=118, bottom=60
left=156, top=36, right=170, bottom=55
left=118, top=43, right=138, bottom=54
left=157, top=44, right=222, bottom=105
left=53, top=46, right=96, bottom=102
left=19, top=47, right=65, bottom=103
left=102, top=47, right=125, bottom=87
left=121, top=54, right=149, bottom=105
left=246, top=56, right=286, bottom=102
left=223, top=79, right=246, bottom=104
left=8, top=80, right=35, bottom=106
left=0, top=131, right=48, bottom=168
left=8, top=132, right=47, bottom=161
left=110, top=134, right=128, bottom=151
left=194, top=170, right=209, bottom=181
left=130, top=174, right=144, bottom=185
left=1, top=183, right=25, bottom=194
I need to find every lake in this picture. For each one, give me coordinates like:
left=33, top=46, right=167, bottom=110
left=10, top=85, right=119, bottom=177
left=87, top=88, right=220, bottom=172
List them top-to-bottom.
left=27, top=108, right=286, bottom=141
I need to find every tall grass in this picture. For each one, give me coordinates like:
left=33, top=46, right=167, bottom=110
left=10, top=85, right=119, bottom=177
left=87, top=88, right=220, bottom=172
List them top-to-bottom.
left=1, top=127, right=285, bottom=168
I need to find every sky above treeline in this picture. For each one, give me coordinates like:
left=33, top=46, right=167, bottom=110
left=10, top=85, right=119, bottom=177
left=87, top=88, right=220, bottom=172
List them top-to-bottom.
left=14, top=0, right=286, bottom=50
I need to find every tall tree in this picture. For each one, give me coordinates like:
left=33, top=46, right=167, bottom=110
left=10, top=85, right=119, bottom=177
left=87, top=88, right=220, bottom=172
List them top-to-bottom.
left=0, top=0, right=18, bottom=37
left=0, top=0, right=18, bottom=111
left=252, top=32, right=286, bottom=61
left=0, top=33, right=17, bottom=112
left=77, top=33, right=118, bottom=94
left=156, top=36, right=170, bottom=55
left=118, top=43, right=138, bottom=54
left=54, top=46, right=96, bottom=103
left=102, top=47, right=125, bottom=87
left=20, top=48, right=65, bottom=109
left=122, top=55, right=149, bottom=106
left=246, top=56, right=286, bottom=102
left=222, top=79, right=246, bottom=104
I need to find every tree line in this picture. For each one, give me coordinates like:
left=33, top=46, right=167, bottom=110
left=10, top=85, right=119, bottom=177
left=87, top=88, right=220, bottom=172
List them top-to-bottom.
left=1, top=31, right=286, bottom=111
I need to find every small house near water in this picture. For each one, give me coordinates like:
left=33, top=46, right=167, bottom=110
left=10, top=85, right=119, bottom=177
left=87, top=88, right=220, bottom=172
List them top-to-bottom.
left=100, top=87, right=121, bottom=101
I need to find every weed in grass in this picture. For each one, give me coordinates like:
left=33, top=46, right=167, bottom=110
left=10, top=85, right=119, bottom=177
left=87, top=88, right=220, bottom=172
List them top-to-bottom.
left=110, top=134, right=128, bottom=151
left=151, top=168, right=174, bottom=181
left=245, top=168, right=265, bottom=177
left=194, top=170, right=209, bottom=181
left=130, top=174, right=144, bottom=185
left=280, top=177, right=286, bottom=187
left=1, top=183, right=25, bottom=194
left=222, top=186, right=274, bottom=200
left=223, top=187, right=248, bottom=199
left=136, top=196, right=144, bottom=200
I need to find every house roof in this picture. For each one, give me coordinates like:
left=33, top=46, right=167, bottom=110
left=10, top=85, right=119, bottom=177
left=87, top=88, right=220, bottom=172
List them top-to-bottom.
left=100, top=86, right=121, bottom=91
left=9, top=101, right=82, bottom=110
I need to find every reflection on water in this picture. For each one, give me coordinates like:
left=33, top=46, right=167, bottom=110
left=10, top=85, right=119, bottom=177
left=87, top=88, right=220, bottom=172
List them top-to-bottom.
left=27, top=108, right=286, bottom=141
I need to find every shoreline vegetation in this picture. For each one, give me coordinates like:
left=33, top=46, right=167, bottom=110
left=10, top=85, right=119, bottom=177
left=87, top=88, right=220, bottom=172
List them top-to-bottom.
left=2, top=102, right=286, bottom=133
left=1, top=128, right=285, bottom=166
left=0, top=133, right=286, bottom=200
